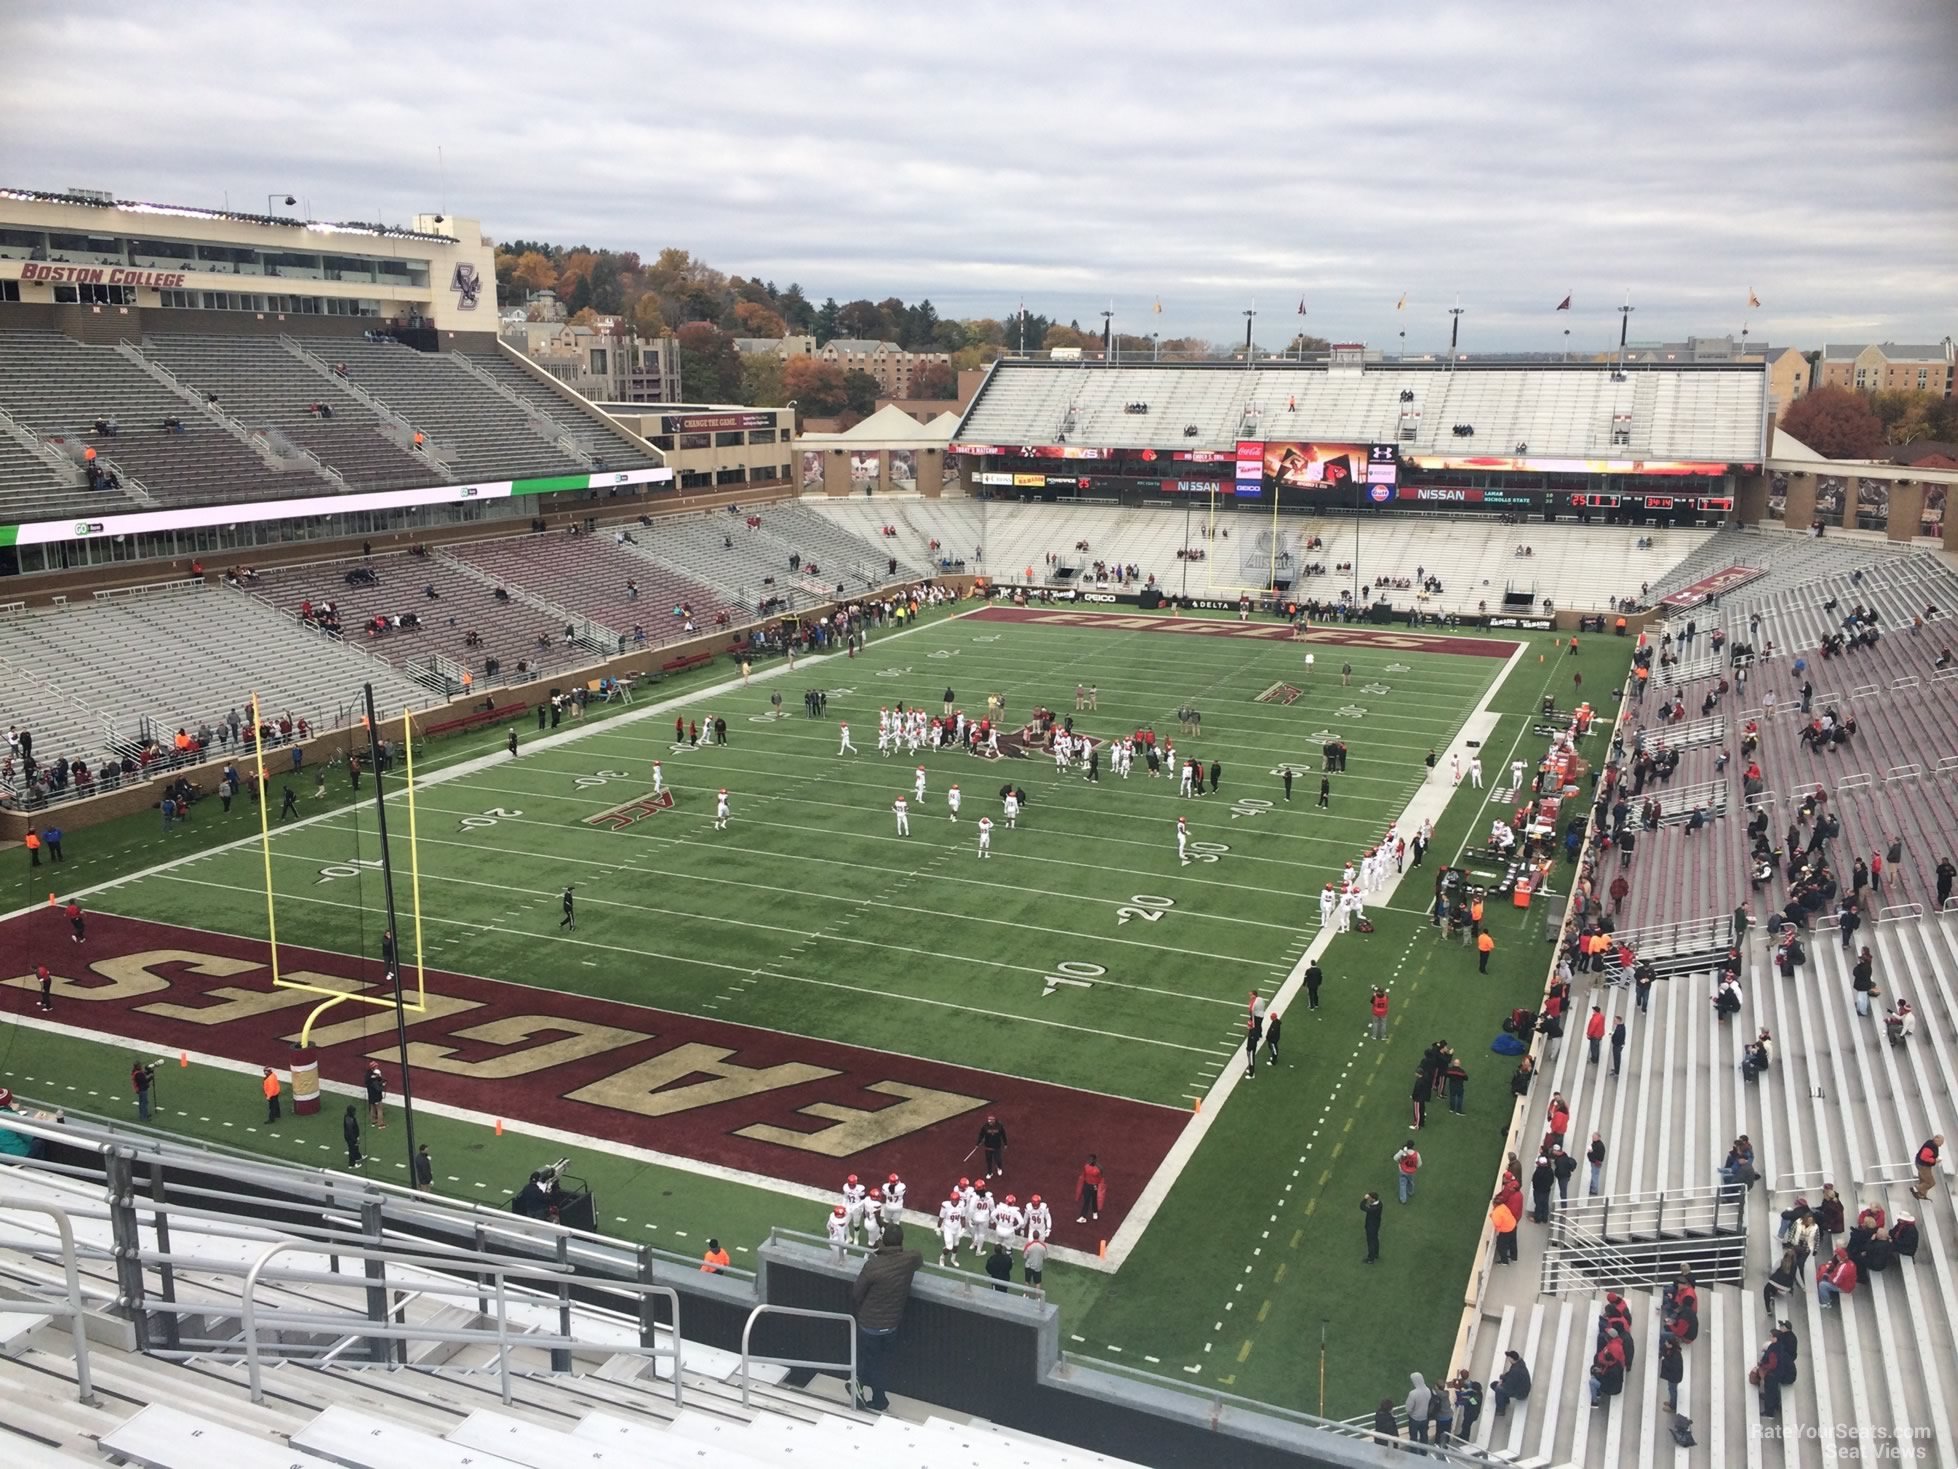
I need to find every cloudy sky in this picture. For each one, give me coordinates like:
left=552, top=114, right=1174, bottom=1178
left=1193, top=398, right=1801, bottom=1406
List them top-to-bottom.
left=3, top=1, right=1953, bottom=352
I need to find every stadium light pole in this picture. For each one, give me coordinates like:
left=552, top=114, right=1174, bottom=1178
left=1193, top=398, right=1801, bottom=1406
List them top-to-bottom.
left=1617, top=299, right=1636, bottom=375
left=1448, top=304, right=1466, bottom=367
left=1242, top=307, right=1257, bottom=370
left=1101, top=308, right=1115, bottom=367
left=360, top=683, right=421, bottom=1183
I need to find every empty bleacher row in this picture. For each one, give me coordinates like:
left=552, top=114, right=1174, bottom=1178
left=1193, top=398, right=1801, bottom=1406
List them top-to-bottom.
left=0, top=330, right=660, bottom=522
left=957, top=359, right=1768, bottom=462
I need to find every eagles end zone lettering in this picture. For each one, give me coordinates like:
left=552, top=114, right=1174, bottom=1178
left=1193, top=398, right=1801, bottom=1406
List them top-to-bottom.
left=1, top=912, right=1183, bottom=1237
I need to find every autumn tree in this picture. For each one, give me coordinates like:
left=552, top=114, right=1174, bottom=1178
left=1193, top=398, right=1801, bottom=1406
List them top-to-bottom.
left=507, top=250, right=558, bottom=296
left=631, top=293, right=668, bottom=339
left=733, top=300, right=788, bottom=338
left=1043, top=323, right=1093, bottom=351
left=783, top=357, right=849, bottom=417
left=912, top=361, right=959, bottom=400
left=1780, top=385, right=1884, bottom=459
left=1870, top=388, right=1947, bottom=447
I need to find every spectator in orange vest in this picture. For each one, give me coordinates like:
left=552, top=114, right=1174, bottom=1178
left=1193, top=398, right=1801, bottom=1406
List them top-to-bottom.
left=24, top=829, right=40, bottom=867
left=1477, top=931, right=1496, bottom=973
left=1370, top=987, right=1391, bottom=1040
left=261, top=1066, right=282, bottom=1123
left=701, top=1238, right=730, bottom=1273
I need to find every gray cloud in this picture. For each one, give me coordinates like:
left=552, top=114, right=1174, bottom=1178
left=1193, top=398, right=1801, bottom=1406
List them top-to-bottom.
left=2, top=0, right=1952, bottom=351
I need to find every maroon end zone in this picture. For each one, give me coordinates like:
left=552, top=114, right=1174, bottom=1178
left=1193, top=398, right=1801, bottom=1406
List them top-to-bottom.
left=969, top=605, right=1519, bottom=658
left=2, top=909, right=1178, bottom=1242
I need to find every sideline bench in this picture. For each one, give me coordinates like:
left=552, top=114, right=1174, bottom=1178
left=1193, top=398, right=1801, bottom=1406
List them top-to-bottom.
left=424, top=702, right=529, bottom=739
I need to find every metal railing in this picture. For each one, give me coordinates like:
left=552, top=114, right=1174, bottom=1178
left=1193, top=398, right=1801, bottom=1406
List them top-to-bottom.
left=1548, top=1183, right=1747, bottom=1244
left=0, top=1199, right=98, bottom=1404
left=240, top=1238, right=680, bottom=1408
left=739, top=1304, right=856, bottom=1409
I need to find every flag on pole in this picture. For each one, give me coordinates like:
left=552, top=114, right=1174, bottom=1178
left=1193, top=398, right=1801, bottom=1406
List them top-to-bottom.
left=1747, top=288, right=1761, bottom=308
left=1396, top=293, right=1407, bottom=311
left=1555, top=295, right=1572, bottom=311
left=1153, top=297, right=1163, bottom=314
left=1296, top=298, right=1307, bottom=315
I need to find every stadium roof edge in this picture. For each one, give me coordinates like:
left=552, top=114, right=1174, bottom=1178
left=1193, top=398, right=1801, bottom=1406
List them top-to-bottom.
left=0, top=185, right=455, bottom=244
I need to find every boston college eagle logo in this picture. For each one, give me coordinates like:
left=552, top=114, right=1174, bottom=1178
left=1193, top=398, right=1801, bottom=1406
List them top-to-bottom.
left=450, top=262, right=482, bottom=311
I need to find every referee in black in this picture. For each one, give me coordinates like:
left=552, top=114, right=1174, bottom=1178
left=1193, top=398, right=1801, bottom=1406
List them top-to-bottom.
left=560, top=886, right=576, bottom=931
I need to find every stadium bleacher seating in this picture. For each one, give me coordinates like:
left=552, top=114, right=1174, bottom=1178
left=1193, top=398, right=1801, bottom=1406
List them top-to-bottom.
left=0, top=330, right=310, bottom=505
left=141, top=334, right=435, bottom=492
left=295, top=337, right=651, bottom=483
left=463, top=349, right=661, bottom=468
left=958, top=359, right=1769, bottom=463
left=0, top=423, right=107, bottom=523
left=808, top=496, right=1719, bottom=615
left=446, top=532, right=735, bottom=646
left=1462, top=539, right=1958, bottom=1466
left=241, top=551, right=595, bottom=689
left=0, top=582, right=428, bottom=798
left=0, top=1130, right=1166, bottom=1469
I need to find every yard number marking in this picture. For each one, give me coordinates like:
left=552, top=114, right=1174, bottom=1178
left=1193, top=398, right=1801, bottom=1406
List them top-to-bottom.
left=573, top=769, right=635, bottom=790
left=1229, top=798, right=1274, bottom=821
left=459, top=806, right=523, bottom=831
left=1186, top=841, right=1229, bottom=864
left=316, top=856, right=384, bottom=885
left=1115, top=894, right=1176, bottom=926
left=1041, top=960, right=1106, bottom=997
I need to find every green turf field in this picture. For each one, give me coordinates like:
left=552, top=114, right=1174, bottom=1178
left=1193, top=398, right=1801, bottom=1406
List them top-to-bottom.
left=3, top=603, right=1636, bottom=1417
left=79, top=613, right=1510, bottom=1101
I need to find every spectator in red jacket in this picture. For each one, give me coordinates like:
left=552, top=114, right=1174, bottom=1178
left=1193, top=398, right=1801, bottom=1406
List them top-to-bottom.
left=1586, top=1006, right=1607, bottom=1064
left=1816, top=1247, right=1858, bottom=1308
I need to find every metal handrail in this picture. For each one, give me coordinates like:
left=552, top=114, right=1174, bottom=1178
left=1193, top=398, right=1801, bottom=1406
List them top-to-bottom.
left=0, top=1200, right=98, bottom=1404
left=240, top=1239, right=681, bottom=1408
left=738, top=1303, right=857, bottom=1409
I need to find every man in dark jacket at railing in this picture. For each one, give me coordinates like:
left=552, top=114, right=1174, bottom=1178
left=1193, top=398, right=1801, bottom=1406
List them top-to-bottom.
left=851, top=1225, right=922, bottom=1413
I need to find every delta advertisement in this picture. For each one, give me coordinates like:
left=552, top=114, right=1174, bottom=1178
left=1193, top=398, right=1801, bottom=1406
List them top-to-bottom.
left=0, top=465, right=676, bottom=549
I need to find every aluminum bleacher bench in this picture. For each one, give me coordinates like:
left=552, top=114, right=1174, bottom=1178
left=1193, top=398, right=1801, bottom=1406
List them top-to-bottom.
left=97, top=1402, right=339, bottom=1469
left=292, top=1405, right=522, bottom=1469
left=445, top=1409, right=622, bottom=1468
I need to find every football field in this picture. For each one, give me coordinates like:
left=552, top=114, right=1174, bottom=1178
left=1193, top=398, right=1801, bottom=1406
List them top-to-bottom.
left=5, top=601, right=1617, bottom=1414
